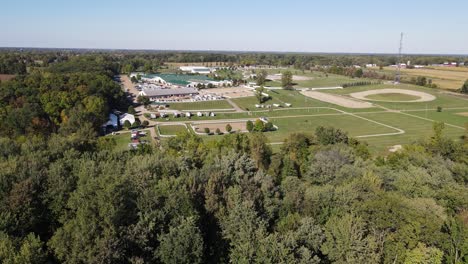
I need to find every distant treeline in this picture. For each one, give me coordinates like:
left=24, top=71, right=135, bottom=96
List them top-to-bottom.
left=1, top=49, right=467, bottom=74
left=342, top=81, right=382, bottom=88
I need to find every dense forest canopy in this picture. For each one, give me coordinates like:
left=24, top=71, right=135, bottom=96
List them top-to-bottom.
left=0, top=50, right=468, bottom=263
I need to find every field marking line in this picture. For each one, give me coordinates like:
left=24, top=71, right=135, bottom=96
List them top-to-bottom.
left=371, top=102, right=466, bottom=130
left=397, top=111, right=466, bottom=130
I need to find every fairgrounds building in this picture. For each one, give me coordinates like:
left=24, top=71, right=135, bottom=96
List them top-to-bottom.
left=139, top=87, right=199, bottom=102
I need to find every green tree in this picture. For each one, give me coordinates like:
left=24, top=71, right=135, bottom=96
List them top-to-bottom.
left=354, top=68, right=364, bottom=78
left=256, top=70, right=268, bottom=86
left=282, top=71, right=293, bottom=90
left=461, top=79, right=468, bottom=94
left=137, top=96, right=151, bottom=106
left=128, top=105, right=136, bottom=115
left=253, top=119, right=265, bottom=132
left=123, top=120, right=131, bottom=129
left=246, top=120, right=254, bottom=132
left=226, top=123, right=232, bottom=133
left=204, top=127, right=210, bottom=134
left=321, top=214, right=381, bottom=264
left=157, top=217, right=204, bottom=264
left=0, top=232, right=46, bottom=264
left=404, top=243, right=443, bottom=264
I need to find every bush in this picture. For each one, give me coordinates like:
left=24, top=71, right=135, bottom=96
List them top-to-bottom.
left=128, top=106, right=136, bottom=115
left=437, top=106, right=442, bottom=112
left=253, top=119, right=265, bottom=132
left=123, top=120, right=131, bottom=129
left=142, top=120, right=149, bottom=127
left=246, top=120, right=254, bottom=132
left=265, top=122, right=274, bottom=131
left=226, top=124, right=232, bottom=133
left=204, top=127, right=210, bottom=134
left=216, top=128, right=222, bottom=135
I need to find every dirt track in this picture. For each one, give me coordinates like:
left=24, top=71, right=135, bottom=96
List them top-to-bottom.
left=350, top=89, right=436, bottom=102
left=300, top=91, right=373, bottom=108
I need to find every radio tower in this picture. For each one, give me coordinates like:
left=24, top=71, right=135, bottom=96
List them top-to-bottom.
left=395, top=32, right=404, bottom=84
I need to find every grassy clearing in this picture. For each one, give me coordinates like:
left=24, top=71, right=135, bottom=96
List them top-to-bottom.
left=260, top=69, right=365, bottom=88
left=365, top=93, right=421, bottom=101
left=168, top=100, right=233, bottom=111
left=157, top=107, right=341, bottom=122
left=403, top=109, right=468, bottom=127
left=355, top=112, right=465, bottom=153
left=265, top=114, right=395, bottom=143
left=158, top=125, right=187, bottom=135
left=109, top=133, right=132, bottom=152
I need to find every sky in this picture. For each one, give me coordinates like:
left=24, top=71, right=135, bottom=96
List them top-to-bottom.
left=1, top=0, right=468, bottom=54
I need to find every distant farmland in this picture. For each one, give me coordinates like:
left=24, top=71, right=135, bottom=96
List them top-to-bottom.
left=380, top=66, right=468, bottom=90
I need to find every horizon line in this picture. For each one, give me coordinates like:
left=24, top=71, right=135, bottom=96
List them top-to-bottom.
left=1, top=46, right=468, bottom=57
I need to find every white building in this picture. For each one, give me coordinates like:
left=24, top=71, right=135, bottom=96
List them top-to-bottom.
left=179, top=66, right=215, bottom=74
left=120, top=113, right=135, bottom=125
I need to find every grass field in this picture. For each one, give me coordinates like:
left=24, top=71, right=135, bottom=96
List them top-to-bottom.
left=262, top=69, right=367, bottom=88
left=326, top=84, right=468, bottom=110
left=145, top=85, right=467, bottom=153
left=365, top=93, right=421, bottom=101
left=168, top=100, right=234, bottom=111
left=403, top=109, right=468, bottom=127
left=355, top=112, right=465, bottom=153
left=265, top=114, right=396, bottom=143
left=158, top=125, right=187, bottom=135
left=110, top=133, right=131, bottom=152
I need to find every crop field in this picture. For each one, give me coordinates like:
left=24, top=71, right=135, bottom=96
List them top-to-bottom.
left=371, top=66, right=468, bottom=90
left=153, top=83, right=467, bottom=153
left=168, top=100, right=234, bottom=111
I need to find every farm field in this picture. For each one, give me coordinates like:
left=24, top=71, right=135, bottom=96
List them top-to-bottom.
left=370, top=66, right=468, bottom=90
left=168, top=100, right=234, bottom=111
left=158, top=124, right=187, bottom=136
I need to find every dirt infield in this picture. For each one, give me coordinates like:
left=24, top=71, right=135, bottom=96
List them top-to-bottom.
left=199, top=87, right=254, bottom=98
left=350, top=89, right=436, bottom=102
left=300, top=91, right=374, bottom=108
left=456, top=112, right=468, bottom=117
left=193, top=121, right=247, bottom=133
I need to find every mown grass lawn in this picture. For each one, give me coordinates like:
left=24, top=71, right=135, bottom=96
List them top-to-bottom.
left=168, top=100, right=234, bottom=111
left=355, top=112, right=465, bottom=153
left=265, top=114, right=395, bottom=143
left=158, top=125, right=187, bottom=135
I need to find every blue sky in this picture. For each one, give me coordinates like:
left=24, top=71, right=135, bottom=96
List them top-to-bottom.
left=2, top=0, right=467, bottom=54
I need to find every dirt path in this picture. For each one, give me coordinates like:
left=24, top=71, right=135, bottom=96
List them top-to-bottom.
left=301, top=91, right=374, bottom=108
left=226, top=99, right=244, bottom=112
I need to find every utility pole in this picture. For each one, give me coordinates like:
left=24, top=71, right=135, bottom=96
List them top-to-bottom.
left=395, top=32, right=404, bottom=84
